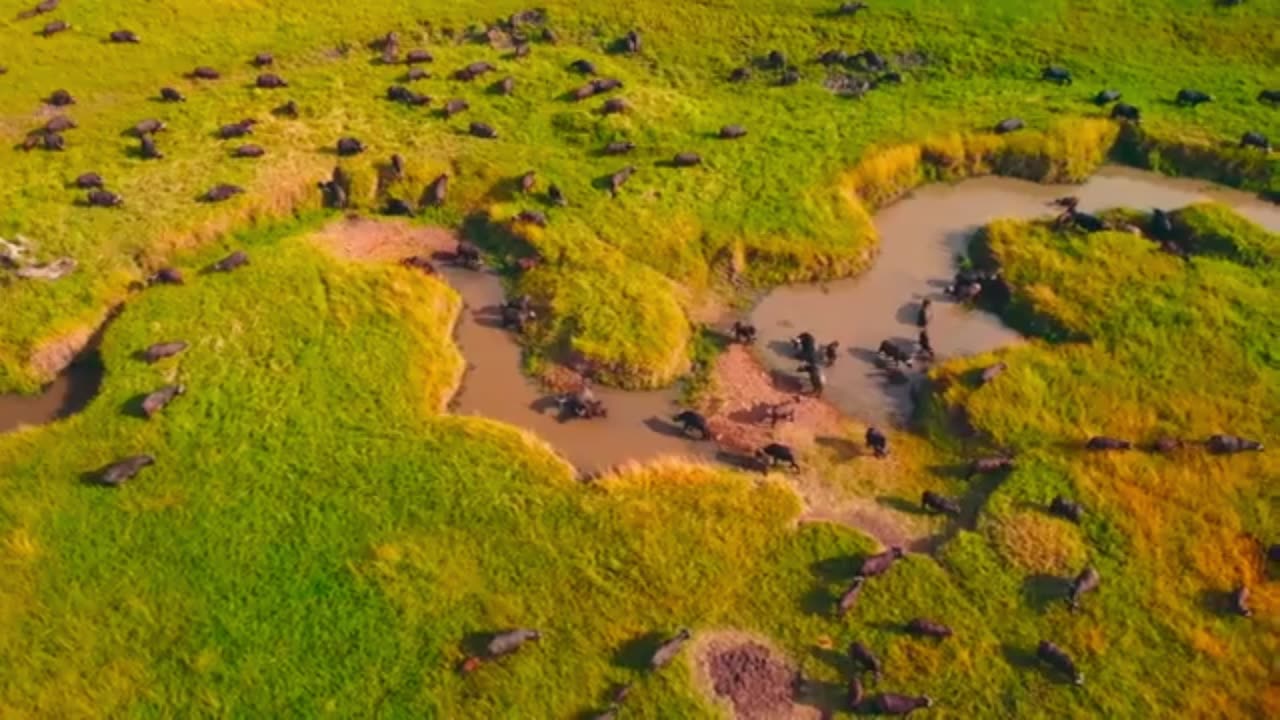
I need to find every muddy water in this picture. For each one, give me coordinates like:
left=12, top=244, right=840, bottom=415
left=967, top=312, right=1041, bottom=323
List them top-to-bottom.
left=751, top=166, right=1280, bottom=427
left=440, top=267, right=715, bottom=476
left=0, top=353, right=103, bottom=434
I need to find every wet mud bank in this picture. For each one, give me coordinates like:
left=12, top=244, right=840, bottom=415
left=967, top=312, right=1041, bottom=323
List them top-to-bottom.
left=0, top=352, right=104, bottom=434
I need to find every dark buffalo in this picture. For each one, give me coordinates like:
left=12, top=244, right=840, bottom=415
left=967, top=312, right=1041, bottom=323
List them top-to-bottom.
left=31, top=0, right=59, bottom=14
left=837, top=2, right=870, bottom=16
left=41, top=20, right=70, bottom=37
left=109, top=29, right=140, bottom=43
left=619, top=29, right=641, bottom=54
left=405, top=49, right=432, bottom=64
left=819, top=49, right=849, bottom=66
left=763, top=50, right=786, bottom=69
left=252, top=52, right=274, bottom=67
left=569, top=58, right=597, bottom=74
left=454, top=61, right=496, bottom=81
left=190, top=66, right=221, bottom=80
left=1041, top=66, right=1072, bottom=85
left=406, top=67, right=429, bottom=81
left=728, top=67, right=751, bottom=82
left=779, top=68, right=801, bottom=86
left=256, top=73, right=287, bottom=89
left=496, top=76, right=515, bottom=95
left=592, top=77, right=623, bottom=94
left=388, top=85, right=428, bottom=104
left=159, top=87, right=185, bottom=102
left=47, top=88, right=74, bottom=106
left=1093, top=89, right=1121, bottom=105
left=1175, top=89, right=1212, bottom=106
left=1258, top=89, right=1280, bottom=104
left=601, top=97, right=629, bottom=114
left=444, top=98, right=470, bottom=117
left=273, top=100, right=299, bottom=118
left=1110, top=102, right=1141, bottom=122
left=132, top=118, right=165, bottom=136
left=994, top=118, right=1024, bottom=134
left=219, top=119, right=257, bottom=139
left=469, top=122, right=498, bottom=139
left=720, top=124, right=748, bottom=139
left=38, top=132, right=65, bottom=151
left=1240, top=132, right=1270, bottom=151
left=139, top=134, right=163, bottom=159
left=336, top=137, right=364, bottom=156
left=604, top=141, right=635, bottom=155
left=233, top=144, right=265, bottom=158
left=608, top=166, right=635, bottom=194
left=318, top=167, right=351, bottom=209
left=518, top=171, right=537, bottom=193
left=75, top=172, right=103, bottom=189
left=422, top=174, right=449, bottom=207
left=202, top=184, right=244, bottom=203
left=548, top=184, right=567, bottom=207
left=87, top=190, right=123, bottom=207
left=383, top=198, right=413, bottom=216
left=1150, top=208, right=1174, bottom=240
left=516, top=209, right=547, bottom=227
left=1063, top=210, right=1105, bottom=232
left=454, top=241, right=483, bottom=270
left=213, top=251, right=249, bottom=272
left=401, top=256, right=437, bottom=275
left=148, top=267, right=184, bottom=285
left=500, top=297, right=535, bottom=333
left=916, top=298, right=932, bottom=327
left=731, top=321, right=757, bottom=344
left=917, top=330, right=934, bottom=360
left=792, top=332, right=817, bottom=361
left=878, top=340, right=913, bottom=368
left=143, top=341, right=188, bottom=363
left=821, top=341, right=840, bottom=367
left=979, top=361, right=1007, bottom=385
left=798, top=362, right=826, bottom=397
left=142, top=384, right=185, bottom=418
left=558, top=391, right=607, bottom=421
left=673, top=410, right=713, bottom=440
left=865, top=426, right=889, bottom=458
left=1206, top=434, right=1263, bottom=454
left=1086, top=436, right=1132, bottom=451
left=1150, top=436, right=1182, bottom=454
left=756, top=443, right=800, bottom=472
left=98, top=455, right=155, bottom=486
left=966, top=456, right=1013, bottom=480
left=921, top=491, right=960, bottom=517
left=1048, top=496, right=1083, bottom=523
left=1267, top=544, right=1280, bottom=563
left=857, top=546, right=904, bottom=577
left=1067, top=566, right=1100, bottom=610
left=837, top=576, right=865, bottom=617
left=1229, top=585, right=1251, bottom=617
left=906, top=618, right=952, bottom=639
left=650, top=629, right=691, bottom=669
left=849, top=641, right=882, bottom=680
left=1037, top=641, right=1083, bottom=685
left=847, top=677, right=865, bottom=712
left=871, top=694, right=933, bottom=716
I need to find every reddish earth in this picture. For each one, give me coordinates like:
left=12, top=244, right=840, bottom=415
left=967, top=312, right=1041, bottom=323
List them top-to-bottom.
left=315, top=216, right=457, bottom=261
left=695, top=632, right=825, bottom=720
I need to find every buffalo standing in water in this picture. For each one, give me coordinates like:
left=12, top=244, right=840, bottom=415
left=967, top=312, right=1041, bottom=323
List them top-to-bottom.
left=731, top=321, right=757, bottom=344
left=792, top=332, right=818, bottom=362
left=142, top=384, right=185, bottom=418
left=672, top=410, right=713, bottom=440
left=97, top=455, right=155, bottom=486
left=650, top=629, right=691, bottom=669
left=1037, top=641, right=1083, bottom=685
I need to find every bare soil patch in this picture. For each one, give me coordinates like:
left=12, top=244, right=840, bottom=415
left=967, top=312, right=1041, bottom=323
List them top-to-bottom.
left=314, top=216, right=458, bottom=262
left=28, top=325, right=95, bottom=380
left=694, top=631, right=824, bottom=720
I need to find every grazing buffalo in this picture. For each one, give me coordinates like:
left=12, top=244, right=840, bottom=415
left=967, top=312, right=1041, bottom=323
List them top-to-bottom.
left=31, top=0, right=59, bottom=14
left=837, top=2, right=870, bottom=15
left=41, top=20, right=70, bottom=37
left=109, top=29, right=140, bottom=43
left=619, top=29, right=641, bottom=54
left=405, top=49, right=432, bottom=64
left=819, top=49, right=848, bottom=65
left=252, top=52, right=274, bottom=67
left=570, top=59, right=597, bottom=74
left=455, top=61, right=496, bottom=81
left=190, top=66, right=221, bottom=80
left=1041, top=66, right=1072, bottom=85
left=406, top=67, right=429, bottom=81
left=728, top=67, right=751, bottom=82
left=779, top=68, right=801, bottom=86
left=256, top=73, right=287, bottom=88
left=496, top=76, right=515, bottom=95
left=592, top=77, right=623, bottom=94
left=388, top=85, right=428, bottom=104
left=160, top=87, right=185, bottom=102
left=47, top=89, right=75, bottom=106
left=1094, top=89, right=1121, bottom=105
left=1176, top=89, right=1212, bottom=106
left=1258, top=89, right=1280, bottom=105
left=444, top=98, right=470, bottom=117
left=273, top=100, right=299, bottom=118
left=1110, top=102, right=1140, bottom=122
left=133, top=118, right=165, bottom=136
left=994, top=118, right=1024, bottom=134
left=219, top=119, right=257, bottom=139
left=469, top=122, right=498, bottom=139
left=720, top=124, right=748, bottom=139
left=37, top=132, right=64, bottom=151
left=1240, top=132, right=1270, bottom=151
left=139, top=134, right=163, bottom=159
left=336, top=137, right=364, bottom=156
left=604, top=141, right=635, bottom=155
left=233, top=144, right=265, bottom=158
left=669, top=151, right=701, bottom=168
left=608, top=166, right=636, bottom=194
left=318, top=167, right=351, bottom=209
left=75, top=172, right=103, bottom=189
left=421, top=174, right=449, bottom=207
left=202, top=184, right=244, bottom=203
left=548, top=184, right=567, bottom=206
left=87, top=190, right=123, bottom=207
left=383, top=198, right=413, bottom=216
left=1149, top=208, right=1174, bottom=240
left=516, top=209, right=547, bottom=227
left=455, top=241, right=482, bottom=269
left=213, top=251, right=249, bottom=272
left=401, top=256, right=437, bottom=275
left=149, top=267, right=184, bottom=285
left=916, top=299, right=932, bottom=327
left=731, top=321, right=757, bottom=344
left=878, top=340, right=913, bottom=368
left=143, top=341, right=188, bottom=363
left=979, top=361, right=1007, bottom=385
left=798, top=362, right=826, bottom=397
left=142, top=384, right=185, bottom=418
left=765, top=400, right=797, bottom=427
left=673, top=410, right=713, bottom=440
left=865, top=426, right=888, bottom=458
left=1206, top=434, right=1263, bottom=454
left=1087, top=436, right=1132, bottom=451
left=1150, top=436, right=1182, bottom=454
left=757, top=443, right=800, bottom=472
left=98, top=455, right=155, bottom=486
left=965, top=456, right=1014, bottom=481
left=921, top=491, right=960, bottom=517
left=1048, top=496, right=1083, bottom=523
left=856, top=546, right=904, bottom=577
left=1067, top=566, right=1100, bottom=610
left=837, top=576, right=865, bottom=617
left=1230, top=585, right=1251, bottom=617
left=906, top=618, right=952, bottom=639
left=487, top=629, right=541, bottom=657
left=650, top=629, right=691, bottom=669
left=849, top=641, right=882, bottom=680
left=1037, top=641, right=1083, bottom=685
left=847, top=677, right=865, bottom=711
left=871, top=694, right=933, bottom=716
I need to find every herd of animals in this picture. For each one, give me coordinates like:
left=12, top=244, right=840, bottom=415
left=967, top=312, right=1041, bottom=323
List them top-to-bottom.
left=4, top=0, right=1277, bottom=716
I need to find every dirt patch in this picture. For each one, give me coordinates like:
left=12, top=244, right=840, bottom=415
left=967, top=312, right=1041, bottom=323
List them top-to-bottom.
left=314, top=216, right=458, bottom=262
left=28, top=326, right=95, bottom=380
left=704, top=345, right=842, bottom=454
left=694, top=632, right=823, bottom=720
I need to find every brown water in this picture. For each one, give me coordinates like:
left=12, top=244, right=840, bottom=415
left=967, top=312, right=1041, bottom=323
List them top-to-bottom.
left=751, top=166, right=1280, bottom=427
left=440, top=267, right=715, bottom=476
left=0, top=353, right=103, bottom=434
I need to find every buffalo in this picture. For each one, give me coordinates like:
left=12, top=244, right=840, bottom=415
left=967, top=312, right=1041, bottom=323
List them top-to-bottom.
left=30, top=0, right=59, bottom=14
left=837, top=2, right=870, bottom=16
left=41, top=20, right=70, bottom=37
left=109, top=29, right=140, bottom=43
left=619, top=30, right=641, bottom=54
left=405, top=49, right=432, bottom=64
left=252, top=52, right=274, bottom=67
left=569, top=59, right=597, bottom=74
left=454, top=61, right=496, bottom=81
left=190, top=66, right=221, bottom=80
left=1041, top=66, right=1072, bottom=85
left=406, top=67, right=429, bottom=81
left=728, top=67, right=751, bottom=82
left=779, top=68, right=801, bottom=86
left=256, top=73, right=287, bottom=88
left=496, top=76, right=515, bottom=95
left=591, top=77, right=623, bottom=94
left=388, top=85, right=428, bottom=105
left=159, top=87, right=185, bottom=102
left=47, top=88, right=75, bottom=106
left=1094, top=89, right=1121, bottom=105
left=1176, top=89, right=1212, bottom=106
left=1259, top=89, right=1280, bottom=105
left=601, top=97, right=629, bottom=114
left=444, top=98, right=470, bottom=117
left=273, top=100, right=299, bottom=118
left=1110, top=103, right=1140, bottom=122
left=132, top=118, right=165, bottom=136
left=994, top=118, right=1024, bottom=134
left=219, top=119, right=257, bottom=139
left=469, top=122, right=498, bottom=139
left=719, top=124, right=748, bottom=139
left=1240, top=132, right=1270, bottom=151
left=139, top=135, right=163, bottom=159
left=336, top=137, right=364, bottom=156
left=604, top=141, right=635, bottom=155
left=233, top=144, right=265, bottom=158
left=672, top=152, right=701, bottom=167
left=608, top=166, right=635, bottom=194
left=318, top=167, right=351, bottom=209
left=518, top=171, right=537, bottom=193
left=75, top=172, right=103, bottom=189
left=422, top=174, right=449, bottom=207
left=202, top=184, right=244, bottom=203
left=548, top=184, right=567, bottom=206
left=87, top=190, right=123, bottom=207
left=383, top=198, right=413, bottom=216
left=1150, top=208, right=1174, bottom=240
left=516, top=209, right=547, bottom=227
left=1061, top=209, right=1105, bottom=232
left=454, top=241, right=482, bottom=269
left=207, top=251, right=250, bottom=274
left=401, top=256, right=437, bottom=275
left=148, top=267, right=184, bottom=285
left=500, top=297, right=535, bottom=333
left=916, top=298, right=932, bottom=327
left=731, top=321, right=757, bottom=344
left=917, top=331, right=934, bottom=360
left=792, top=332, right=817, bottom=360
left=878, top=340, right=913, bottom=368
left=143, top=341, right=188, bottom=363
left=821, top=341, right=840, bottom=367
left=980, top=361, right=1007, bottom=385
left=798, top=362, right=826, bottom=397
left=142, top=384, right=185, bottom=418
left=557, top=391, right=607, bottom=420
left=765, top=400, right=797, bottom=427
left=673, top=410, right=713, bottom=440
left=866, top=427, right=889, bottom=458
left=1206, top=434, right=1263, bottom=454
left=1086, top=436, right=1131, bottom=451
left=1150, top=436, right=1182, bottom=454
left=756, top=443, right=800, bottom=472
left=98, top=455, right=155, bottom=486
left=965, top=456, right=1013, bottom=480
left=921, top=491, right=960, bottom=517
left=1048, top=496, right=1083, bottom=523
left=856, top=546, right=904, bottom=577
left=1067, top=566, right=1100, bottom=610
left=837, top=576, right=865, bottom=617
left=1229, top=585, right=1251, bottom=617
left=906, top=618, right=952, bottom=639
left=488, top=628, right=540, bottom=657
left=650, top=629, right=691, bottom=669
left=848, top=641, right=882, bottom=680
left=1037, top=641, right=1083, bottom=685
left=847, top=677, right=865, bottom=711
left=870, top=694, right=933, bottom=716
